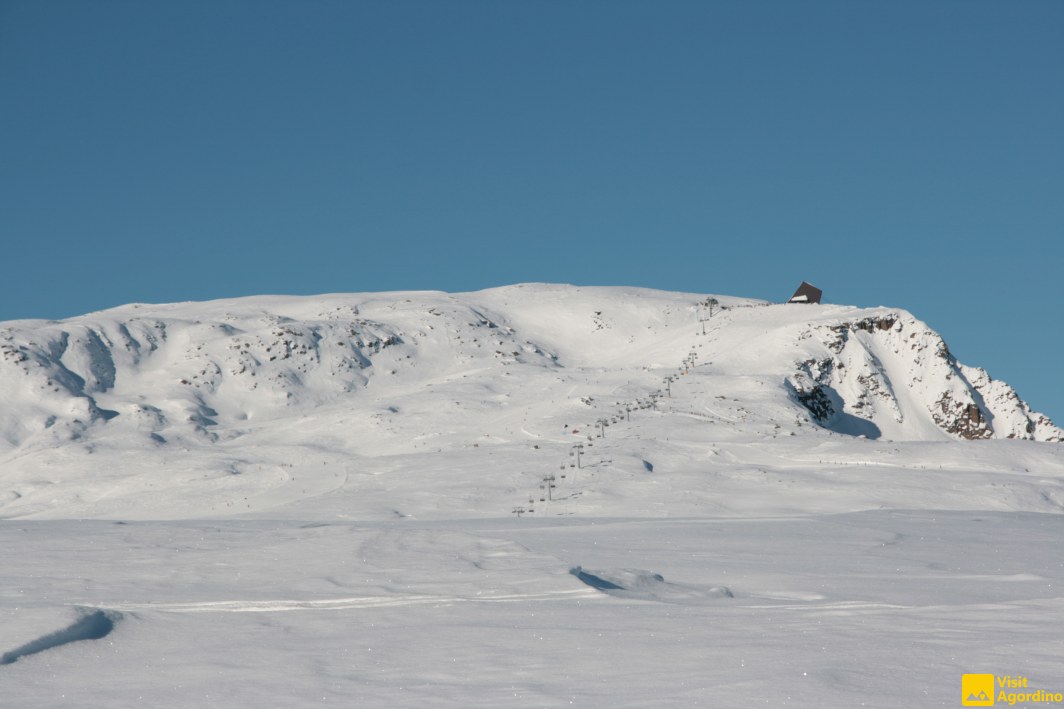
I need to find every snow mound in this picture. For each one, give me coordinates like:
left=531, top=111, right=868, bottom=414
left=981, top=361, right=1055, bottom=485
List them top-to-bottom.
left=570, top=566, right=734, bottom=604
left=0, top=608, right=120, bottom=666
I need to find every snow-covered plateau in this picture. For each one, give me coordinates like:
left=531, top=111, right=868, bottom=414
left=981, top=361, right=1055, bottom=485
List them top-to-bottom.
left=1, top=284, right=1062, bottom=707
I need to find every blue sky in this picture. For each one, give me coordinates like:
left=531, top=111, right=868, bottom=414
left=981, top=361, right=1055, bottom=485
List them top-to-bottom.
left=1, top=0, right=1062, bottom=422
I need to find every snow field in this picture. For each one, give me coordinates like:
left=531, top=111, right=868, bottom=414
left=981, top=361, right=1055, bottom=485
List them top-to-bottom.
left=2, top=285, right=1063, bottom=706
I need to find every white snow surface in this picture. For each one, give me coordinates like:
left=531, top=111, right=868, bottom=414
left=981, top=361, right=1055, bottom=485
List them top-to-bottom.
left=1, top=284, right=1062, bottom=707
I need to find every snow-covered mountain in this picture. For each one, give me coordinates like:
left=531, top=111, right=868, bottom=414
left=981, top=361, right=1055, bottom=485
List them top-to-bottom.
left=0, top=284, right=1060, bottom=520
left=5, top=285, right=1064, bottom=707
left=786, top=312, right=1060, bottom=441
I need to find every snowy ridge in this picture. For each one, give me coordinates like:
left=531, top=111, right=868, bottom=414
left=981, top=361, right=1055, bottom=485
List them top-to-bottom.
left=0, top=284, right=1060, bottom=520
left=787, top=311, right=1061, bottom=441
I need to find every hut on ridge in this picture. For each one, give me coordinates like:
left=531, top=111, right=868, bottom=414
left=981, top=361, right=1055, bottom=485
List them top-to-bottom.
left=787, top=282, right=822, bottom=304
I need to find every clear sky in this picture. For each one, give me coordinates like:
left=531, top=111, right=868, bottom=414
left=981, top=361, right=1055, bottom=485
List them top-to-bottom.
left=2, top=1, right=1062, bottom=423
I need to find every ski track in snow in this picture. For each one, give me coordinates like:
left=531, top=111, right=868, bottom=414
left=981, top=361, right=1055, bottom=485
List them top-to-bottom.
left=98, top=588, right=601, bottom=614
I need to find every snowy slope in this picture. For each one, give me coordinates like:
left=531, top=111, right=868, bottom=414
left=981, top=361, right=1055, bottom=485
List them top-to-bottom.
left=0, top=284, right=1060, bottom=520
left=3, top=285, right=1064, bottom=708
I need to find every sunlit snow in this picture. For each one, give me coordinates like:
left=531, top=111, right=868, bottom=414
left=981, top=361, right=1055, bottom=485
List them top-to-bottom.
left=1, top=285, right=1061, bottom=707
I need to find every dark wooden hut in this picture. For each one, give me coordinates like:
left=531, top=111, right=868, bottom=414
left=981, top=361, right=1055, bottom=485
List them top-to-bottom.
left=788, top=282, right=822, bottom=304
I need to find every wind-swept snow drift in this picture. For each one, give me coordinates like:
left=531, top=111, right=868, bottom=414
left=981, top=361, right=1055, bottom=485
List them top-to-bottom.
left=570, top=566, right=734, bottom=603
left=0, top=608, right=120, bottom=666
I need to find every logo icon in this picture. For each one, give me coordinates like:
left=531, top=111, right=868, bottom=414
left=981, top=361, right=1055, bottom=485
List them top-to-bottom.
left=963, top=674, right=995, bottom=706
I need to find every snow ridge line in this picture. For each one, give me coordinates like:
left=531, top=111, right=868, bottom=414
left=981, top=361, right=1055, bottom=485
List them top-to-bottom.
left=85, top=588, right=600, bottom=614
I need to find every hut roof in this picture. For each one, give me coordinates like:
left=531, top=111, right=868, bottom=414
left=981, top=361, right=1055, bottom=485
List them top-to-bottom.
left=788, top=282, right=822, bottom=304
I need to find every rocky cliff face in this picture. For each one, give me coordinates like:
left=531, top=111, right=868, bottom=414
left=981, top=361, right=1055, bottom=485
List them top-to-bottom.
left=787, top=313, right=1061, bottom=442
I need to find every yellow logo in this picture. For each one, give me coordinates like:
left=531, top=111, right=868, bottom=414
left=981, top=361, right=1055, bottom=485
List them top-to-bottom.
left=963, top=674, right=995, bottom=706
